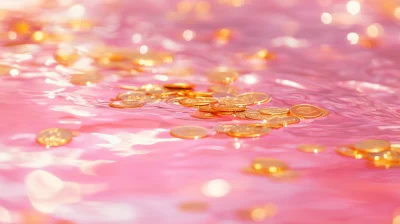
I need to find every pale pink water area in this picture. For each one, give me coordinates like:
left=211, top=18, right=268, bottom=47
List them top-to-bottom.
left=0, top=0, right=400, bottom=223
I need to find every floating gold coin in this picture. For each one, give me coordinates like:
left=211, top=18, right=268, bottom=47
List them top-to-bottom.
left=55, top=48, right=79, bottom=66
left=132, top=51, right=174, bottom=66
left=207, top=67, right=239, bottom=84
left=70, top=72, right=104, bottom=86
left=164, top=83, right=195, bottom=89
left=209, top=85, right=240, bottom=94
left=116, top=91, right=146, bottom=100
left=187, top=91, right=213, bottom=97
left=235, top=92, right=271, bottom=105
left=165, top=97, right=186, bottom=105
left=179, top=97, right=217, bottom=107
left=218, top=97, right=249, bottom=106
left=109, top=100, right=146, bottom=108
left=211, top=103, right=246, bottom=112
left=289, top=104, right=322, bottom=119
left=198, top=105, right=217, bottom=113
left=259, top=107, right=289, bottom=115
left=318, top=108, right=330, bottom=118
left=245, top=110, right=271, bottom=120
left=190, top=111, right=219, bottom=119
left=214, top=111, right=234, bottom=116
left=233, top=111, right=248, bottom=119
left=267, top=116, right=300, bottom=126
left=214, top=124, right=235, bottom=133
left=228, top=124, right=271, bottom=138
left=170, top=126, right=210, bottom=139
left=36, top=128, right=73, bottom=147
left=353, top=139, right=390, bottom=153
left=391, top=143, right=400, bottom=152
left=297, top=144, right=326, bottom=154
left=335, top=145, right=364, bottom=159
left=365, top=151, right=400, bottom=162
left=251, top=158, right=289, bottom=174
left=370, top=159, right=400, bottom=169
left=270, top=170, right=300, bottom=181
left=179, top=202, right=208, bottom=213
left=236, top=204, right=278, bottom=222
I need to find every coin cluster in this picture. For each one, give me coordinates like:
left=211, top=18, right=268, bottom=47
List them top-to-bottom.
left=336, top=139, right=400, bottom=169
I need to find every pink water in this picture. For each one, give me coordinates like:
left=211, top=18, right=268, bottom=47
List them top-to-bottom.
left=0, top=0, right=400, bottom=223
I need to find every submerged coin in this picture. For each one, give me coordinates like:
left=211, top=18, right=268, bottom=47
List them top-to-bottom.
left=235, top=92, right=271, bottom=105
left=165, top=97, right=186, bottom=105
left=109, top=100, right=146, bottom=108
left=289, top=104, right=322, bottom=119
left=198, top=105, right=217, bottom=113
left=259, top=107, right=289, bottom=115
left=318, top=108, right=330, bottom=118
left=190, top=111, right=219, bottom=119
left=214, top=124, right=235, bottom=133
left=228, top=124, right=271, bottom=138
left=170, top=126, right=210, bottom=139
left=36, top=128, right=73, bottom=147
left=353, top=139, right=390, bottom=153
left=390, top=143, right=400, bottom=152
left=297, top=144, right=326, bottom=154
left=335, top=145, right=364, bottom=159
left=251, top=158, right=289, bottom=174
left=370, top=159, right=400, bottom=169
left=236, top=204, right=278, bottom=222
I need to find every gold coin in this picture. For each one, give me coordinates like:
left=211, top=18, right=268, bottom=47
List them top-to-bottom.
left=55, top=48, right=79, bottom=66
left=132, top=51, right=174, bottom=66
left=0, top=64, right=18, bottom=76
left=207, top=67, right=239, bottom=84
left=70, top=72, right=104, bottom=86
left=163, top=83, right=195, bottom=89
left=139, top=84, right=166, bottom=94
left=119, top=85, right=139, bottom=90
left=209, top=85, right=239, bottom=94
left=116, top=91, right=146, bottom=100
left=187, top=91, right=213, bottom=97
left=116, top=92, right=160, bottom=104
left=235, top=92, right=271, bottom=105
left=165, top=97, right=186, bottom=105
left=179, top=97, right=217, bottom=107
left=218, top=97, right=249, bottom=106
left=109, top=100, right=146, bottom=108
left=211, top=103, right=246, bottom=112
left=289, top=104, right=322, bottom=119
left=198, top=105, right=217, bottom=113
left=259, top=107, right=289, bottom=115
left=318, top=108, right=330, bottom=118
left=245, top=110, right=271, bottom=120
left=190, top=111, right=219, bottom=119
left=214, top=111, right=234, bottom=116
left=233, top=111, right=248, bottom=119
left=267, top=116, right=300, bottom=126
left=214, top=124, right=235, bottom=133
left=227, top=124, right=271, bottom=138
left=170, top=126, right=210, bottom=139
left=36, top=128, right=73, bottom=147
left=353, top=139, right=390, bottom=153
left=391, top=143, right=400, bottom=152
left=297, top=144, right=326, bottom=154
left=335, top=145, right=364, bottom=159
left=365, top=151, right=400, bottom=162
left=251, top=158, right=289, bottom=174
left=370, top=159, right=400, bottom=169
left=270, top=170, right=300, bottom=181
left=179, top=202, right=208, bottom=213
left=236, top=204, right=278, bottom=222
